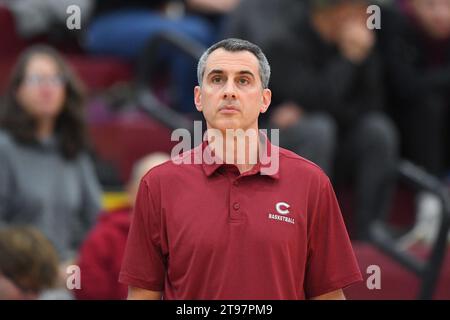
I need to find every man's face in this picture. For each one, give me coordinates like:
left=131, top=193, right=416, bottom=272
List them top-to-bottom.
left=194, top=48, right=271, bottom=133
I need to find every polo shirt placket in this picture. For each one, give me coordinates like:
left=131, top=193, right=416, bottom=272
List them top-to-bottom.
left=223, top=165, right=245, bottom=223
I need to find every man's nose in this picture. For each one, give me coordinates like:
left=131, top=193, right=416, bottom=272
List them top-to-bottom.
left=223, top=80, right=237, bottom=99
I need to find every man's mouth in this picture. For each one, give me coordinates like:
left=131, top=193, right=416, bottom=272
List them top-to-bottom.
left=219, top=105, right=240, bottom=114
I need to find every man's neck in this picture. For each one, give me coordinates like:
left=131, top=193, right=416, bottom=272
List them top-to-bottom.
left=207, top=126, right=260, bottom=174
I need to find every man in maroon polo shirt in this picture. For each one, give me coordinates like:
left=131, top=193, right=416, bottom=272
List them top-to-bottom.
left=119, top=38, right=362, bottom=300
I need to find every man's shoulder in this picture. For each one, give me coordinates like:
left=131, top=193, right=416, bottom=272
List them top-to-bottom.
left=278, top=146, right=328, bottom=181
left=140, top=148, right=201, bottom=182
left=140, top=158, right=177, bottom=181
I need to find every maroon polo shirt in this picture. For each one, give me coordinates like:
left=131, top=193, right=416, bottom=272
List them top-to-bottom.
left=119, top=137, right=362, bottom=299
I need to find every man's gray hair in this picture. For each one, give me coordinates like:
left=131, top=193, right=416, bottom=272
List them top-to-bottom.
left=197, top=38, right=271, bottom=89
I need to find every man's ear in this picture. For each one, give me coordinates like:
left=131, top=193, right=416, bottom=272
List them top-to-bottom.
left=194, top=86, right=202, bottom=112
left=260, top=88, right=272, bottom=113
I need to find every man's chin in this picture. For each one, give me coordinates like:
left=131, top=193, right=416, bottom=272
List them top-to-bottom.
left=211, top=118, right=242, bottom=131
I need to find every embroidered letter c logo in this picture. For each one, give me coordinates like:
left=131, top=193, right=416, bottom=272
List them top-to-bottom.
left=276, top=202, right=290, bottom=215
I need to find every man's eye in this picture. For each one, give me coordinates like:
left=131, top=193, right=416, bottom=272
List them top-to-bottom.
left=212, top=77, right=223, bottom=83
left=238, top=78, right=249, bottom=85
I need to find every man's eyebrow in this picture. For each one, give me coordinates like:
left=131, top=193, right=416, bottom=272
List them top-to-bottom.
left=206, top=69, right=255, bottom=78
left=207, top=69, right=224, bottom=77
left=238, top=70, right=255, bottom=78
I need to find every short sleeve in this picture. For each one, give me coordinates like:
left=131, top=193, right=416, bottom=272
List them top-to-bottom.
left=304, top=175, right=362, bottom=298
left=119, top=176, right=165, bottom=292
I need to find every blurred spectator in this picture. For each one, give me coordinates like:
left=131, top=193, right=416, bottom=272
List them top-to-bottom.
left=1, top=0, right=93, bottom=38
left=85, top=0, right=226, bottom=114
left=86, top=0, right=215, bottom=60
left=186, top=0, right=240, bottom=33
left=187, top=0, right=239, bottom=15
left=223, top=0, right=336, bottom=174
left=223, top=0, right=304, bottom=48
left=263, top=0, right=399, bottom=239
left=380, top=0, right=450, bottom=246
left=381, top=0, right=450, bottom=177
left=0, top=45, right=102, bottom=261
left=75, top=152, right=170, bottom=300
left=0, top=226, right=59, bottom=300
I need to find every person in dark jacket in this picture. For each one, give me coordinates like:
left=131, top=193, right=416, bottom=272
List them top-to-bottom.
left=223, top=0, right=336, bottom=174
left=264, top=0, right=399, bottom=239
left=379, top=0, right=450, bottom=246
left=380, top=0, right=450, bottom=177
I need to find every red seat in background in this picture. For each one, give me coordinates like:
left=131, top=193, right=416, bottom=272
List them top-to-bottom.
left=0, top=4, right=25, bottom=92
left=0, top=5, right=133, bottom=94
left=0, top=5, right=27, bottom=56
left=0, top=55, right=133, bottom=94
left=66, top=55, right=133, bottom=93
left=88, top=114, right=176, bottom=184
left=344, top=242, right=450, bottom=299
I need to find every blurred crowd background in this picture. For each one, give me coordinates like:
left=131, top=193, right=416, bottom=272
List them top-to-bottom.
left=0, top=0, right=449, bottom=299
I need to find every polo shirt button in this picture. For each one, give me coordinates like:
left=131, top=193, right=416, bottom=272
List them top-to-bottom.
left=233, top=181, right=239, bottom=186
left=233, top=202, right=240, bottom=210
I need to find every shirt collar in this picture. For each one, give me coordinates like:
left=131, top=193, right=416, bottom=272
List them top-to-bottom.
left=199, top=131, right=280, bottom=179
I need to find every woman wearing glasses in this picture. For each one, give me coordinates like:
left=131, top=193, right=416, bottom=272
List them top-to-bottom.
left=0, top=45, right=101, bottom=263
